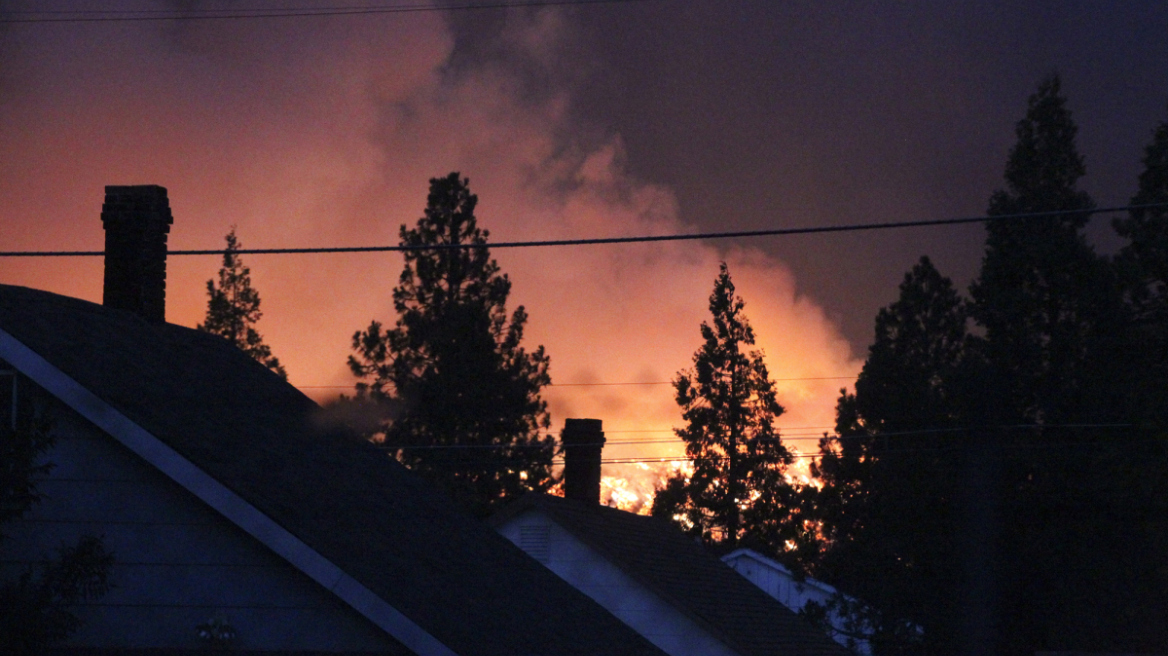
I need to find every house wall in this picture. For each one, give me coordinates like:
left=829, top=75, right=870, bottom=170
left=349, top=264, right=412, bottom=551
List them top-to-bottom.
left=0, top=400, right=407, bottom=653
left=497, top=510, right=741, bottom=656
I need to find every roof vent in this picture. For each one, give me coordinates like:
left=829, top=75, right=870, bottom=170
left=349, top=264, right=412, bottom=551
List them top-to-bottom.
left=101, top=185, right=174, bottom=322
left=561, top=418, right=605, bottom=505
left=519, top=524, right=550, bottom=563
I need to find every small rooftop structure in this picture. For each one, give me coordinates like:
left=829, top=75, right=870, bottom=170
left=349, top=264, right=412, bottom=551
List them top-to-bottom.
left=492, top=493, right=850, bottom=656
left=723, top=548, right=872, bottom=654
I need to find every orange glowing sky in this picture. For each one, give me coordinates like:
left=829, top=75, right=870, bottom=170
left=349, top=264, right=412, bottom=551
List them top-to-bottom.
left=3, top=2, right=1166, bottom=506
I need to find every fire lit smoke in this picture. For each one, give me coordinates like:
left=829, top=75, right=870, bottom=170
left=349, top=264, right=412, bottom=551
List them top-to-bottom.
left=0, top=5, right=860, bottom=501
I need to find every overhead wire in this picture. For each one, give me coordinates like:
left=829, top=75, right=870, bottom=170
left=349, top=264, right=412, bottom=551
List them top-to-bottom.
left=0, top=0, right=651, bottom=24
left=3, top=202, right=1166, bottom=257
left=294, top=376, right=854, bottom=389
left=369, top=423, right=1144, bottom=457
left=386, top=433, right=1168, bottom=467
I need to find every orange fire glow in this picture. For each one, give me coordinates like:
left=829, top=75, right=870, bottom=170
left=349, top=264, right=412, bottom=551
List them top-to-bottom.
left=0, top=8, right=860, bottom=500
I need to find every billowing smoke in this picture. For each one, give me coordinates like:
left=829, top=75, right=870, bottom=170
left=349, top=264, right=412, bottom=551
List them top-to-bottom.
left=0, top=5, right=860, bottom=501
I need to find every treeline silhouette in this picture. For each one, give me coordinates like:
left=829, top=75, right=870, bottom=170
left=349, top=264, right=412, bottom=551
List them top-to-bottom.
left=794, top=76, right=1168, bottom=655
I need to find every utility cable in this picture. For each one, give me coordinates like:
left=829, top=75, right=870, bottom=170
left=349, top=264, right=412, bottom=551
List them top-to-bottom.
left=0, top=0, right=650, bottom=24
left=4, top=202, right=1165, bottom=257
left=295, top=376, right=854, bottom=389
left=370, top=422, right=1141, bottom=452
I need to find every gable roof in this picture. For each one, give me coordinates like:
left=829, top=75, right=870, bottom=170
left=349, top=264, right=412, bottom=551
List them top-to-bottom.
left=0, top=283, right=665, bottom=656
left=491, top=494, right=850, bottom=656
left=722, top=548, right=844, bottom=600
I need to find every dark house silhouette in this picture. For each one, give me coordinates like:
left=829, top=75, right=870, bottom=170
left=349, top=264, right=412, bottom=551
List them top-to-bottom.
left=0, top=186, right=665, bottom=655
left=491, top=420, right=850, bottom=656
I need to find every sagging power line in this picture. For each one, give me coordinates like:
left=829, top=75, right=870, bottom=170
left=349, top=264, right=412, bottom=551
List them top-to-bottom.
left=0, top=0, right=650, bottom=24
left=3, top=203, right=1166, bottom=258
left=295, top=375, right=855, bottom=389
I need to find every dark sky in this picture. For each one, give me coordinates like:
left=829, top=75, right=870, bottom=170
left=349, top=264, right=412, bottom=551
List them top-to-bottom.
left=458, top=0, right=1168, bottom=346
left=1, top=1, right=1167, bottom=501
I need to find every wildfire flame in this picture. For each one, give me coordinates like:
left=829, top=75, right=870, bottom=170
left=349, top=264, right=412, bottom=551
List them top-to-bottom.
left=593, top=446, right=821, bottom=515
left=598, top=460, right=695, bottom=515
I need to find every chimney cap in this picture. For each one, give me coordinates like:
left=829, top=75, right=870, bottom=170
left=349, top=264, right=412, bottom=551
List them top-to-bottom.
left=563, top=418, right=604, bottom=439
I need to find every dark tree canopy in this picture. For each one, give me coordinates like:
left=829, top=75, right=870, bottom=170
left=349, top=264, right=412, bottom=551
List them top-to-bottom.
left=969, top=74, right=1112, bottom=424
left=807, top=78, right=1168, bottom=655
left=1116, top=107, right=1168, bottom=317
left=1114, top=108, right=1168, bottom=424
left=349, top=173, right=554, bottom=516
left=198, top=229, right=287, bottom=380
left=811, top=257, right=968, bottom=654
left=849, top=257, right=967, bottom=434
left=652, top=263, right=803, bottom=557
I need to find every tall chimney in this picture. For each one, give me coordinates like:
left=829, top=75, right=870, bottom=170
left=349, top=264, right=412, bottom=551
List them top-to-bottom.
left=101, top=185, right=173, bottom=322
left=562, top=418, right=605, bottom=505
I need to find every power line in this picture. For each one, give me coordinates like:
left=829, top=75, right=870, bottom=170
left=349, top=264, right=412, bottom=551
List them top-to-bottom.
left=0, top=0, right=649, bottom=24
left=4, top=203, right=1165, bottom=258
left=295, top=376, right=854, bottom=389
left=547, top=376, right=856, bottom=385
left=371, top=423, right=1141, bottom=452
left=412, top=435, right=1167, bottom=466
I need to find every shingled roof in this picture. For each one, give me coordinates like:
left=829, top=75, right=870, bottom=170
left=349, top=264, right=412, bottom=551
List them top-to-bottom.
left=0, top=283, right=665, bottom=656
left=492, top=494, right=851, bottom=656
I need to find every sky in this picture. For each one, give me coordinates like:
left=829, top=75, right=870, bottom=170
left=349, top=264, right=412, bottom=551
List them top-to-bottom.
left=2, top=1, right=1167, bottom=507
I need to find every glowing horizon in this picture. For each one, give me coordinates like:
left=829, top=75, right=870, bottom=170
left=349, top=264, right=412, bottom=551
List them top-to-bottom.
left=0, top=6, right=861, bottom=502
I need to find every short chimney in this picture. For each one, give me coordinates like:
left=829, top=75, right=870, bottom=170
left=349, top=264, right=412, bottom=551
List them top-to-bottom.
left=101, top=185, right=173, bottom=322
left=562, top=418, right=605, bottom=505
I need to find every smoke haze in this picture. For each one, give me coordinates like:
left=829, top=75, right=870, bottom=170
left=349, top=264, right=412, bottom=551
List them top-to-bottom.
left=1, top=4, right=863, bottom=499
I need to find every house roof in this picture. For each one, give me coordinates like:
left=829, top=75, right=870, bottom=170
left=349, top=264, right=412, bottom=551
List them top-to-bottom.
left=0, top=283, right=666, bottom=656
left=491, top=494, right=850, bottom=656
left=722, top=548, right=844, bottom=599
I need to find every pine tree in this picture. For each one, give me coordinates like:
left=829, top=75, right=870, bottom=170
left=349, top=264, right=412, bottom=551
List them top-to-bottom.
left=969, top=74, right=1109, bottom=424
left=964, top=76, right=1152, bottom=654
left=805, top=80, right=1168, bottom=655
left=1115, top=107, right=1168, bottom=319
left=1114, top=109, right=1168, bottom=423
left=348, top=173, right=554, bottom=516
left=198, top=229, right=287, bottom=380
left=810, top=257, right=969, bottom=653
left=652, top=263, right=796, bottom=554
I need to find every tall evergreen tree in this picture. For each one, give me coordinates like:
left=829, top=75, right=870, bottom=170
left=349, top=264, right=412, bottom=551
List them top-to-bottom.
left=968, top=74, right=1110, bottom=424
left=959, top=75, right=1144, bottom=656
left=949, top=76, right=1168, bottom=655
left=810, top=79, right=1168, bottom=655
left=1115, top=106, right=1168, bottom=319
left=1114, top=109, right=1168, bottom=423
left=348, top=173, right=554, bottom=516
left=198, top=229, right=287, bottom=380
left=811, top=257, right=968, bottom=654
left=652, top=263, right=799, bottom=555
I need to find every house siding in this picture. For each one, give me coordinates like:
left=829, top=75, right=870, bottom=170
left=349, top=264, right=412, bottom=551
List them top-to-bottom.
left=1, top=402, right=407, bottom=654
left=498, top=510, right=741, bottom=656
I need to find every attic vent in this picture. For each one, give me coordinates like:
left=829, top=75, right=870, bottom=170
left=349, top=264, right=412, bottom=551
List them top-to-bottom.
left=519, top=524, right=550, bottom=563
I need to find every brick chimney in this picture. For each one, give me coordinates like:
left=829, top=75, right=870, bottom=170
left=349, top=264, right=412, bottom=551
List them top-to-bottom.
left=101, top=185, right=173, bottom=322
left=562, top=418, right=606, bottom=505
